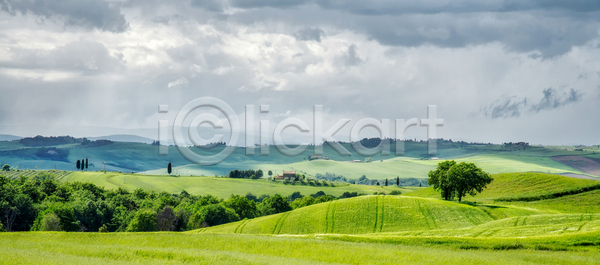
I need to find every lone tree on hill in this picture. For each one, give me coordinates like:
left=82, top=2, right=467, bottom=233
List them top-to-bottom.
left=76, top=160, right=80, bottom=170
left=427, top=160, right=456, bottom=200
left=428, top=160, right=493, bottom=202
left=447, top=162, right=493, bottom=202
left=167, top=163, right=172, bottom=175
left=2, top=164, right=10, bottom=171
left=268, top=170, right=273, bottom=177
left=396, top=177, right=399, bottom=186
left=385, top=178, right=388, bottom=186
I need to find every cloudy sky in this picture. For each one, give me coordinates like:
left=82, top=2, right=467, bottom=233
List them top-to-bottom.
left=0, top=0, right=599, bottom=145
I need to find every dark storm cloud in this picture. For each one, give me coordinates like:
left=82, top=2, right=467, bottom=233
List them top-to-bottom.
left=0, top=0, right=128, bottom=32
left=314, top=0, right=600, bottom=15
left=192, top=1, right=600, bottom=57
left=294, top=27, right=324, bottom=42
left=478, top=88, right=583, bottom=119
left=529, top=88, right=582, bottom=113
left=479, top=97, right=528, bottom=119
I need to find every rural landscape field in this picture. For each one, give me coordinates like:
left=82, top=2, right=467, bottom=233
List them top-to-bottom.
left=2, top=0, right=600, bottom=264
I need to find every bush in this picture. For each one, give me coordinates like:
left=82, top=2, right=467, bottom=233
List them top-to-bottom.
left=389, top=190, right=402, bottom=195
left=258, top=194, right=292, bottom=216
left=224, top=195, right=259, bottom=219
left=290, top=196, right=315, bottom=209
left=188, top=204, right=239, bottom=229
left=156, top=206, right=178, bottom=231
left=126, top=209, right=157, bottom=232
left=39, top=213, right=62, bottom=231
left=0, top=222, right=5, bottom=232
left=98, top=224, right=109, bottom=233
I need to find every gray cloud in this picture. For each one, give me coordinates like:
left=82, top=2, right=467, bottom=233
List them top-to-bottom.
left=1, top=0, right=128, bottom=32
left=190, top=0, right=225, bottom=12
left=230, top=0, right=310, bottom=9
left=314, top=0, right=600, bottom=15
left=191, top=1, right=600, bottom=57
left=294, top=27, right=324, bottom=42
left=1, top=40, right=124, bottom=74
left=343, top=44, right=363, bottom=66
left=478, top=88, right=583, bottom=119
left=529, top=88, right=582, bottom=113
left=479, top=97, right=528, bottom=119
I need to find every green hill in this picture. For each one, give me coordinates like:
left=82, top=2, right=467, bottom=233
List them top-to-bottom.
left=56, top=171, right=413, bottom=198
left=407, top=172, right=600, bottom=201
left=196, top=195, right=493, bottom=235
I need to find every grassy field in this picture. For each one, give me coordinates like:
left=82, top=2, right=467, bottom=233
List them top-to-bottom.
left=143, top=153, right=589, bottom=180
left=1, top=171, right=599, bottom=264
left=56, top=171, right=414, bottom=198
left=407, top=172, right=600, bottom=200
left=196, top=195, right=493, bottom=235
left=2, top=232, right=600, bottom=265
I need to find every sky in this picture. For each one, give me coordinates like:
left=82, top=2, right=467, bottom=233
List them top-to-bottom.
left=0, top=0, right=599, bottom=145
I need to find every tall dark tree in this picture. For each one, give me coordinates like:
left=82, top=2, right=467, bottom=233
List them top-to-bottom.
left=81, top=158, right=85, bottom=170
left=85, top=158, right=88, bottom=169
left=76, top=160, right=80, bottom=170
left=167, top=163, right=172, bottom=175
left=396, top=177, right=400, bottom=186
left=385, top=178, right=388, bottom=186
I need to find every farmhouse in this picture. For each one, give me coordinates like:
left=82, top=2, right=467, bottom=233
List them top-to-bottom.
left=275, top=171, right=297, bottom=180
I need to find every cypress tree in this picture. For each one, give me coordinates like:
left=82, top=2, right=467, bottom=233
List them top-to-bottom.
left=85, top=158, right=88, bottom=169
left=76, top=160, right=80, bottom=170
left=167, top=163, right=172, bottom=175
left=396, top=177, right=400, bottom=186
left=385, top=178, right=388, bottom=186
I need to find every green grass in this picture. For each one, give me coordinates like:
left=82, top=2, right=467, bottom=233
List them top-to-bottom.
left=145, top=153, right=587, bottom=181
left=58, top=171, right=414, bottom=198
left=408, top=172, right=600, bottom=200
left=503, top=190, right=600, bottom=213
left=196, top=195, right=493, bottom=235
left=2, top=232, right=600, bottom=265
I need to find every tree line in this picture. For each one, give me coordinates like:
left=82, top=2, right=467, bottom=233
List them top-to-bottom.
left=228, top=169, right=263, bottom=179
left=0, top=172, right=346, bottom=232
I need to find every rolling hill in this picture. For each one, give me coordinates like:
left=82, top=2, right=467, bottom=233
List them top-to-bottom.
left=1, top=137, right=598, bottom=181
left=53, top=171, right=413, bottom=198
left=196, top=195, right=493, bottom=234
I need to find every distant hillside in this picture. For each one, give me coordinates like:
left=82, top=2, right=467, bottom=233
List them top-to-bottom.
left=0, top=134, right=21, bottom=142
left=88, top=134, right=155, bottom=144
left=0, top=138, right=595, bottom=180
left=57, top=171, right=413, bottom=198
left=197, top=195, right=492, bottom=234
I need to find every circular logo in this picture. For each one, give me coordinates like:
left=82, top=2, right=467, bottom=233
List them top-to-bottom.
left=173, top=97, right=240, bottom=165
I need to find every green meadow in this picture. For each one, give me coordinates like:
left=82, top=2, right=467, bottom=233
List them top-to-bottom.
left=3, top=138, right=600, bottom=264
left=56, top=171, right=412, bottom=198
left=4, top=232, right=600, bottom=265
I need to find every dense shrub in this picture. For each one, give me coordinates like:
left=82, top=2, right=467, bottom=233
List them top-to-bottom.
left=126, top=209, right=157, bottom=232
